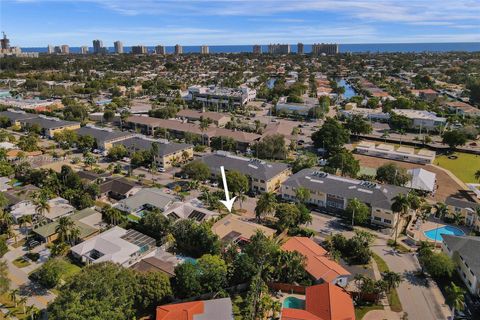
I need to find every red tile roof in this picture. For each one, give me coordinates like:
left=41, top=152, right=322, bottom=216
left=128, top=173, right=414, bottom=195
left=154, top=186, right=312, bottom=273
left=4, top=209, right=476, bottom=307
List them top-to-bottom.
left=281, top=237, right=350, bottom=282
left=306, top=283, right=355, bottom=320
left=156, top=301, right=204, bottom=320
left=282, top=308, right=324, bottom=320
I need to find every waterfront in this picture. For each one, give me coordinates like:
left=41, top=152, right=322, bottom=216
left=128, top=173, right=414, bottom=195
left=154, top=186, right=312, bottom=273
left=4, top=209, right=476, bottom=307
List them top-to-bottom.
left=22, top=42, right=480, bottom=54
left=337, top=79, right=357, bottom=99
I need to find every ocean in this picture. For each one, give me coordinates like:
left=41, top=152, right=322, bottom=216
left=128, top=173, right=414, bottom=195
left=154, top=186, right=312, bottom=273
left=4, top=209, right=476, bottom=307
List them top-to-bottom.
left=21, top=43, right=480, bottom=54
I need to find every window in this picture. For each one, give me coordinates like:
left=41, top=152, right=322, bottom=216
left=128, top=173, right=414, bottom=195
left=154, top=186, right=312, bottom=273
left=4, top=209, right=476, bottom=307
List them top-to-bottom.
left=374, top=217, right=382, bottom=221
left=384, top=219, right=392, bottom=224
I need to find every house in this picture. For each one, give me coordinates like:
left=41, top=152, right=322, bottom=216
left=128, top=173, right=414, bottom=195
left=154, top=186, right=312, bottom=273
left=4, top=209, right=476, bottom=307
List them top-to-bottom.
left=411, top=89, right=438, bottom=102
left=446, top=101, right=480, bottom=117
left=275, top=102, right=314, bottom=117
left=176, top=109, right=230, bottom=127
left=20, top=115, right=80, bottom=138
left=75, top=125, right=133, bottom=151
left=113, top=136, right=193, bottom=169
left=201, top=151, right=291, bottom=193
left=405, top=168, right=436, bottom=193
left=281, top=169, right=410, bottom=228
left=77, top=170, right=110, bottom=183
left=0, top=177, right=11, bottom=192
left=98, top=177, right=141, bottom=200
left=2, top=184, right=40, bottom=208
left=115, top=188, right=175, bottom=215
left=10, top=196, right=75, bottom=223
left=445, top=197, right=480, bottom=231
left=162, top=199, right=220, bottom=222
left=32, top=207, right=102, bottom=243
left=211, top=214, right=276, bottom=245
left=70, top=226, right=156, bottom=267
left=442, top=235, right=480, bottom=296
left=281, top=237, right=351, bottom=287
left=133, top=247, right=184, bottom=277
left=281, top=283, right=355, bottom=320
left=156, top=297, right=234, bottom=320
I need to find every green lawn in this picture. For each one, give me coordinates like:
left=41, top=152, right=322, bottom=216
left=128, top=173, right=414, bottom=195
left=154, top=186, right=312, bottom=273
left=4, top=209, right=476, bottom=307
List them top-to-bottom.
left=435, top=152, right=480, bottom=183
left=128, top=214, right=141, bottom=222
left=371, top=253, right=403, bottom=312
left=12, top=257, right=30, bottom=268
left=60, top=260, right=82, bottom=281
left=355, top=304, right=384, bottom=320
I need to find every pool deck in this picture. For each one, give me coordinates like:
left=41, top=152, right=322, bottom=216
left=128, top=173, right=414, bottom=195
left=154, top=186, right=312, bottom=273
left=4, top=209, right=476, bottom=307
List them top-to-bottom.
left=407, top=217, right=469, bottom=244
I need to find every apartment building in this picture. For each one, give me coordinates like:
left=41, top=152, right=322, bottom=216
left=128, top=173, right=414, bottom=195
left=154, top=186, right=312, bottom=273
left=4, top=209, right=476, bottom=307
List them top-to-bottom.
left=114, top=41, right=124, bottom=54
left=268, top=43, right=291, bottom=54
left=312, top=43, right=339, bottom=55
left=131, top=45, right=148, bottom=54
left=187, top=85, right=256, bottom=108
left=176, top=109, right=230, bottom=127
left=391, top=109, right=447, bottom=130
left=20, top=115, right=81, bottom=138
left=75, top=125, right=133, bottom=150
left=113, top=136, right=193, bottom=169
left=201, top=151, right=291, bottom=193
left=281, top=169, right=410, bottom=228
left=445, top=197, right=480, bottom=231
left=442, top=235, right=480, bottom=296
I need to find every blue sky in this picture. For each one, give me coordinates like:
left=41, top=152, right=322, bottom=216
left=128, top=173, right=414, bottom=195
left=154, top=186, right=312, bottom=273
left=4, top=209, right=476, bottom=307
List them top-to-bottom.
left=2, top=0, right=480, bottom=47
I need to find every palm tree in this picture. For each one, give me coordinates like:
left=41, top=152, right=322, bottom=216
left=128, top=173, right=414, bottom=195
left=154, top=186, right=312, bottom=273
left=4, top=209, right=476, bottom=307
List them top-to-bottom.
left=181, top=150, right=190, bottom=163
left=475, top=169, right=480, bottom=182
left=33, top=192, right=50, bottom=222
left=255, top=192, right=277, bottom=222
left=391, top=194, right=411, bottom=245
left=55, top=216, right=76, bottom=244
left=382, top=271, right=402, bottom=292
left=445, top=282, right=465, bottom=317
left=9, top=289, right=19, bottom=307
left=19, top=296, right=27, bottom=314
left=26, top=305, right=35, bottom=320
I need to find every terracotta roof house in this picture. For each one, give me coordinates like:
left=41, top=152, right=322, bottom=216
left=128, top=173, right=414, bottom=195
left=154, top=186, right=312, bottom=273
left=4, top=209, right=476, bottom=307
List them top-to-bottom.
left=211, top=214, right=276, bottom=244
left=281, top=237, right=350, bottom=287
left=281, top=283, right=355, bottom=320
left=156, top=297, right=234, bottom=320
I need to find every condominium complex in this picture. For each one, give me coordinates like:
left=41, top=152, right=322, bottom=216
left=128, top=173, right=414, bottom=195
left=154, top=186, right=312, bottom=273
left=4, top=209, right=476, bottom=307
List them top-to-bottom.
left=114, top=41, right=124, bottom=54
left=297, top=42, right=304, bottom=54
left=268, top=43, right=291, bottom=54
left=312, top=43, right=339, bottom=55
left=47, top=44, right=54, bottom=54
left=174, top=44, right=183, bottom=55
left=253, top=44, right=262, bottom=54
left=61, top=45, right=70, bottom=54
left=131, top=45, right=148, bottom=54
left=155, top=45, right=165, bottom=55
left=200, top=45, right=209, bottom=54
left=80, top=46, right=89, bottom=54
left=187, top=85, right=256, bottom=108
left=281, top=169, right=410, bottom=228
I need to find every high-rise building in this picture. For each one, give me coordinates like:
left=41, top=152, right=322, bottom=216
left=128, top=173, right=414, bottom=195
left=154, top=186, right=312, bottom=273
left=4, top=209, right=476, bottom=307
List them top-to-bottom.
left=1, top=32, right=10, bottom=50
left=93, top=39, right=103, bottom=54
left=114, top=41, right=124, bottom=54
left=268, top=43, right=290, bottom=54
left=297, top=43, right=304, bottom=54
left=311, top=43, right=339, bottom=55
left=174, top=44, right=183, bottom=55
left=47, top=45, right=54, bottom=54
left=61, top=45, right=70, bottom=54
left=131, top=45, right=147, bottom=54
left=155, top=45, right=165, bottom=55
left=200, top=45, right=209, bottom=54
left=253, top=45, right=262, bottom=54
left=54, top=46, right=62, bottom=54
left=80, top=46, right=89, bottom=54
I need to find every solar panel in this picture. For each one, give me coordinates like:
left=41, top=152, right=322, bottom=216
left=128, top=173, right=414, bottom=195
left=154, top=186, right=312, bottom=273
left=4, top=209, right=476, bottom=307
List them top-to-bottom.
left=188, top=210, right=206, bottom=222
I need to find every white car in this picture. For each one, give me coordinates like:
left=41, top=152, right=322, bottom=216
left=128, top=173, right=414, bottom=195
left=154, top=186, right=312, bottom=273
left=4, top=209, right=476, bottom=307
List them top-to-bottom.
left=158, top=167, right=166, bottom=173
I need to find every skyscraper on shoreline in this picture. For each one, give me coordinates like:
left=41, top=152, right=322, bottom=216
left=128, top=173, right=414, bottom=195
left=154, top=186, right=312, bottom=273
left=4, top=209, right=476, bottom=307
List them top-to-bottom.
left=1, top=32, right=10, bottom=50
left=93, top=39, right=103, bottom=54
left=114, top=41, right=123, bottom=54
left=268, top=43, right=290, bottom=54
left=297, top=43, right=304, bottom=54
left=312, top=43, right=339, bottom=55
left=47, top=44, right=54, bottom=54
left=175, top=44, right=183, bottom=55
left=253, top=44, right=262, bottom=54
left=61, top=45, right=70, bottom=54
left=131, top=45, right=147, bottom=54
left=155, top=45, right=165, bottom=55
left=200, top=45, right=209, bottom=54
left=80, top=46, right=89, bottom=54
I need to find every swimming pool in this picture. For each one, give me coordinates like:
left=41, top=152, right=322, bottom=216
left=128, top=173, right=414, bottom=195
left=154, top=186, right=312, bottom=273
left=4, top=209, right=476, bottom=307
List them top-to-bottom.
left=424, top=225, right=465, bottom=242
left=283, top=297, right=305, bottom=309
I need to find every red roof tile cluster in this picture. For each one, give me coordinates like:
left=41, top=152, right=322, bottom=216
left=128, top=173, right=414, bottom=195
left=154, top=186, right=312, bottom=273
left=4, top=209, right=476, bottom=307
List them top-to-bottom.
left=281, top=237, right=350, bottom=283
left=156, top=301, right=204, bottom=320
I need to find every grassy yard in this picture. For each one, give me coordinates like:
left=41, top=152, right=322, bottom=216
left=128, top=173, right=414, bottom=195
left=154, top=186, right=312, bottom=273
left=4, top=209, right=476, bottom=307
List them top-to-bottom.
left=435, top=152, right=480, bottom=183
left=127, top=214, right=141, bottom=222
left=371, top=253, right=403, bottom=312
left=12, top=257, right=30, bottom=268
left=59, top=260, right=82, bottom=281
left=355, top=304, right=384, bottom=320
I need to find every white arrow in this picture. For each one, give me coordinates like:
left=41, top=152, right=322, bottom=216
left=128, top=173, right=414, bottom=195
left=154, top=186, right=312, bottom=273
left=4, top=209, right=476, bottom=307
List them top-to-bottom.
left=219, top=166, right=236, bottom=213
